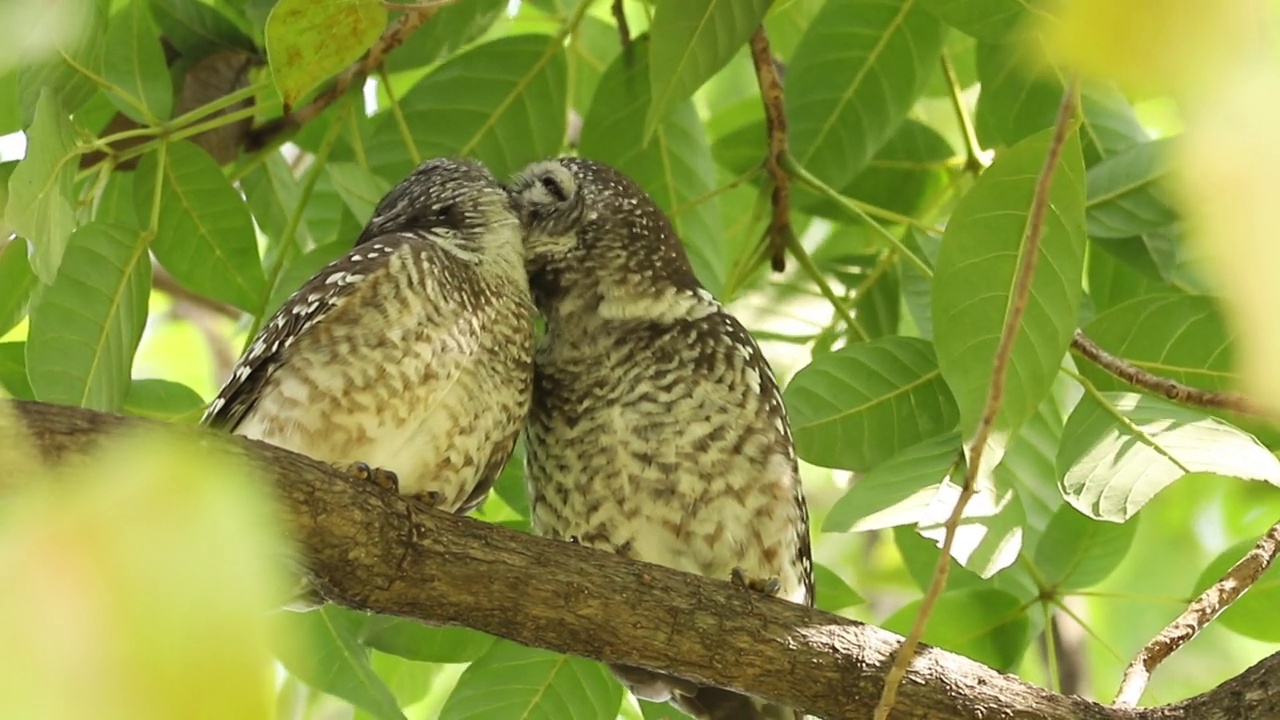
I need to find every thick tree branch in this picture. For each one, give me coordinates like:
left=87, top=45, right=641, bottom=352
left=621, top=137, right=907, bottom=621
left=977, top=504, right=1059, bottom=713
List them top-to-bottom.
left=7, top=398, right=1280, bottom=720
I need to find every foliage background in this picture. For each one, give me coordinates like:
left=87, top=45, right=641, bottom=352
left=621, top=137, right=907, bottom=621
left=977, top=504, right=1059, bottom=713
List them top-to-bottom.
left=2, top=0, right=1279, bottom=718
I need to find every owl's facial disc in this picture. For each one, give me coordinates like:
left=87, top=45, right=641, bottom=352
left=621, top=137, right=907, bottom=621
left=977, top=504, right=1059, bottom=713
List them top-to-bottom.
left=508, top=159, right=583, bottom=262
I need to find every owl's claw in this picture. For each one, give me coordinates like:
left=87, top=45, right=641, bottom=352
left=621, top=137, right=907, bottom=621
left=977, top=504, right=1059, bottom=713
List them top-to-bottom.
left=345, top=461, right=400, bottom=492
left=406, top=490, right=446, bottom=514
left=567, top=535, right=582, bottom=545
left=730, top=567, right=782, bottom=597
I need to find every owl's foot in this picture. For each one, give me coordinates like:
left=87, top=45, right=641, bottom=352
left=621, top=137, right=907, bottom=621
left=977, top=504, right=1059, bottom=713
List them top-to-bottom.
left=345, top=462, right=400, bottom=493
left=405, top=490, right=446, bottom=515
left=567, top=535, right=582, bottom=545
left=731, top=567, right=782, bottom=597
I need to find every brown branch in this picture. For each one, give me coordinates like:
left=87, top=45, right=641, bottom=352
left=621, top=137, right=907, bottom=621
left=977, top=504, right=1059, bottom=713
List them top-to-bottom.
left=612, top=0, right=632, bottom=66
left=246, top=2, right=453, bottom=151
left=749, top=26, right=793, bottom=273
left=873, top=80, right=1081, bottom=720
left=1069, top=330, right=1264, bottom=416
left=7, top=398, right=1280, bottom=720
left=1114, top=517, right=1280, bottom=708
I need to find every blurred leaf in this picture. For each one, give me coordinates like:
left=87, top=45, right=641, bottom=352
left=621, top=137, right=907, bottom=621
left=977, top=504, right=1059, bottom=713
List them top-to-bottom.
left=101, top=0, right=173, bottom=123
left=151, top=0, right=256, bottom=56
left=265, top=0, right=387, bottom=107
left=385, top=0, right=508, bottom=72
left=644, top=0, right=770, bottom=137
left=764, top=0, right=825, bottom=59
left=788, top=0, right=945, bottom=187
left=919, top=0, right=1052, bottom=40
left=15, top=1, right=104, bottom=125
left=567, top=14, right=621, bottom=113
left=369, top=35, right=568, bottom=180
left=579, top=37, right=727, bottom=296
left=0, top=73, right=18, bottom=134
left=4, top=89, right=78, bottom=284
left=933, top=127, right=1086, bottom=435
left=1086, top=138, right=1178, bottom=239
left=135, top=141, right=266, bottom=313
left=242, top=152, right=308, bottom=245
left=327, top=162, right=390, bottom=222
left=26, top=222, right=150, bottom=411
left=0, top=237, right=35, bottom=337
left=849, top=258, right=900, bottom=339
left=1079, top=295, right=1234, bottom=393
left=786, top=337, right=959, bottom=472
left=0, top=342, right=33, bottom=399
left=124, top=378, right=208, bottom=423
left=1058, top=392, right=1280, bottom=522
left=824, top=432, right=960, bottom=533
left=489, top=443, right=530, bottom=521
left=1034, top=504, right=1138, bottom=590
left=1194, top=538, right=1280, bottom=642
left=813, top=563, right=865, bottom=612
left=883, top=588, right=1031, bottom=670
left=272, top=606, right=407, bottom=720
left=360, top=617, right=497, bottom=663
left=440, top=641, right=623, bottom=720
left=367, top=651, right=435, bottom=710
left=639, top=699, right=695, bottom=720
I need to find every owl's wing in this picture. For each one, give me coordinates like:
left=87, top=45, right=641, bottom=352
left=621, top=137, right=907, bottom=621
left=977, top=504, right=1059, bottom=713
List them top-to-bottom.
left=201, top=236, right=413, bottom=432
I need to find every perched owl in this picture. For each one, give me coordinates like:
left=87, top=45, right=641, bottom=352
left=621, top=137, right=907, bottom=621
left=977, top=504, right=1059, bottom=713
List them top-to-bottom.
left=204, top=157, right=534, bottom=522
left=509, top=158, right=813, bottom=720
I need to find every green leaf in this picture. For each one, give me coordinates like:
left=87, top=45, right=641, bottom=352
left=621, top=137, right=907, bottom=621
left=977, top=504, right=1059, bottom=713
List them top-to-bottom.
left=101, top=0, right=173, bottom=123
left=151, top=0, right=255, bottom=56
left=265, top=0, right=387, bottom=107
left=385, top=0, right=511, bottom=72
left=644, top=0, right=770, bottom=137
left=764, top=0, right=825, bottom=59
left=788, top=0, right=945, bottom=187
left=918, top=0, right=1054, bottom=40
left=16, top=3, right=105, bottom=125
left=567, top=14, right=622, bottom=113
left=368, top=34, right=568, bottom=180
left=579, top=36, right=727, bottom=296
left=0, top=72, right=20, bottom=135
left=4, top=89, right=78, bottom=284
left=932, top=127, right=1087, bottom=435
left=1086, top=138, right=1178, bottom=239
left=135, top=141, right=265, bottom=313
left=241, top=151, right=310, bottom=245
left=327, top=162, right=391, bottom=222
left=25, top=222, right=151, bottom=411
left=0, top=236, right=36, bottom=337
left=1086, top=248, right=1172, bottom=313
left=1079, top=295, right=1234, bottom=394
left=786, top=337, right=959, bottom=472
left=0, top=342, right=34, bottom=399
left=123, top=378, right=207, bottom=423
left=993, top=381, right=1069, bottom=536
left=1058, top=392, right=1280, bottom=522
left=823, top=432, right=960, bottom=533
left=1034, top=504, right=1138, bottom=591
left=1194, top=539, right=1280, bottom=642
left=813, top=563, right=865, bottom=612
left=882, top=588, right=1031, bottom=670
left=272, top=606, right=406, bottom=720
left=359, top=617, right=496, bottom=663
left=440, top=641, right=624, bottom=720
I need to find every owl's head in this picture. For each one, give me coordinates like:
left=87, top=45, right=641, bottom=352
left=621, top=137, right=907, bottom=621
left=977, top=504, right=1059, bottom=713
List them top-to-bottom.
left=356, top=157, right=520, bottom=260
left=507, top=157, right=702, bottom=313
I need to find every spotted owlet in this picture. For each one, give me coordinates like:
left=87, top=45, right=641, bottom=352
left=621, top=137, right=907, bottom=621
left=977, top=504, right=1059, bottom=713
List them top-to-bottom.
left=204, top=157, right=534, bottom=525
left=509, top=157, right=813, bottom=720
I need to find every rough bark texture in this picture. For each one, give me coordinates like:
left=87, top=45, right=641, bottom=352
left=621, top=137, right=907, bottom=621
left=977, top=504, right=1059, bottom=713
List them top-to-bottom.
left=5, top=399, right=1280, bottom=720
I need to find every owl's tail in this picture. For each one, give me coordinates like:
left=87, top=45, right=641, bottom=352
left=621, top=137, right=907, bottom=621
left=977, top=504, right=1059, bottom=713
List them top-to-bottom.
left=611, top=664, right=803, bottom=720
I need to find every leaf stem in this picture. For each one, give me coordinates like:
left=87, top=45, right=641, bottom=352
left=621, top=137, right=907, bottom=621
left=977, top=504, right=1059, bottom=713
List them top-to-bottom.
left=941, top=53, right=990, bottom=174
left=378, top=66, right=420, bottom=165
left=785, top=233, right=868, bottom=342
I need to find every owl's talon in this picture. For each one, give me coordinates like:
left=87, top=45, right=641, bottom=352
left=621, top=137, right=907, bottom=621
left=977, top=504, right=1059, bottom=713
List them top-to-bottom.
left=344, top=462, right=400, bottom=492
left=406, top=490, right=446, bottom=514
left=568, top=535, right=582, bottom=545
left=730, top=567, right=782, bottom=597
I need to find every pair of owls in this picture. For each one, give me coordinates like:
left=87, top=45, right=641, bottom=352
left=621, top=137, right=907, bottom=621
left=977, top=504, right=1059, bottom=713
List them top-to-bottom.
left=203, top=157, right=811, bottom=720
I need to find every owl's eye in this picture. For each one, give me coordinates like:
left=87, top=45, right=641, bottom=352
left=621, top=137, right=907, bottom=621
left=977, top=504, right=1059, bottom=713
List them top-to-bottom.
left=539, top=174, right=569, bottom=203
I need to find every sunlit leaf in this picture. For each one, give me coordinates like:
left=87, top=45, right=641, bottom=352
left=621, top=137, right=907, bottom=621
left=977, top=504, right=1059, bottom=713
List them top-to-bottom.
left=15, top=0, right=104, bottom=124
left=101, top=0, right=172, bottom=123
left=265, top=0, right=387, bottom=107
left=385, top=0, right=508, bottom=72
left=788, top=0, right=945, bottom=187
left=4, top=89, right=78, bottom=284
left=932, top=127, right=1087, bottom=435
left=135, top=141, right=266, bottom=313
left=26, top=222, right=150, bottom=411
left=786, top=337, right=959, bottom=472
left=1058, top=392, right=1280, bottom=522
left=823, top=432, right=961, bottom=533
left=1034, top=504, right=1138, bottom=590
left=883, top=588, right=1031, bottom=670
left=440, top=641, right=624, bottom=720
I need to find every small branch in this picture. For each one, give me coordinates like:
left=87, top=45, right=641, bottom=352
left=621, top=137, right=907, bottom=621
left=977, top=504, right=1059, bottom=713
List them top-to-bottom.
left=612, top=0, right=632, bottom=65
left=246, top=2, right=451, bottom=150
left=749, top=26, right=793, bottom=273
left=941, top=53, right=990, bottom=174
left=873, top=80, right=1081, bottom=720
left=1069, top=330, right=1265, bottom=416
left=10, top=398, right=1280, bottom=720
left=1114, top=517, right=1280, bottom=708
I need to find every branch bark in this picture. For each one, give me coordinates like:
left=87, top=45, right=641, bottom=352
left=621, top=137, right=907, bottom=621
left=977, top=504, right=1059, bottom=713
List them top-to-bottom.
left=6, top=399, right=1280, bottom=720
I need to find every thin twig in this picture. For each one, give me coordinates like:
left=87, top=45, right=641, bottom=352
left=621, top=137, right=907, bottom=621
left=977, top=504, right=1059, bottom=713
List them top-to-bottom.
left=612, top=0, right=632, bottom=65
left=246, top=2, right=452, bottom=150
left=749, top=26, right=793, bottom=272
left=941, top=53, right=990, bottom=174
left=872, top=80, right=1081, bottom=720
left=1069, top=330, right=1264, bottom=416
left=1114, top=518, right=1280, bottom=707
